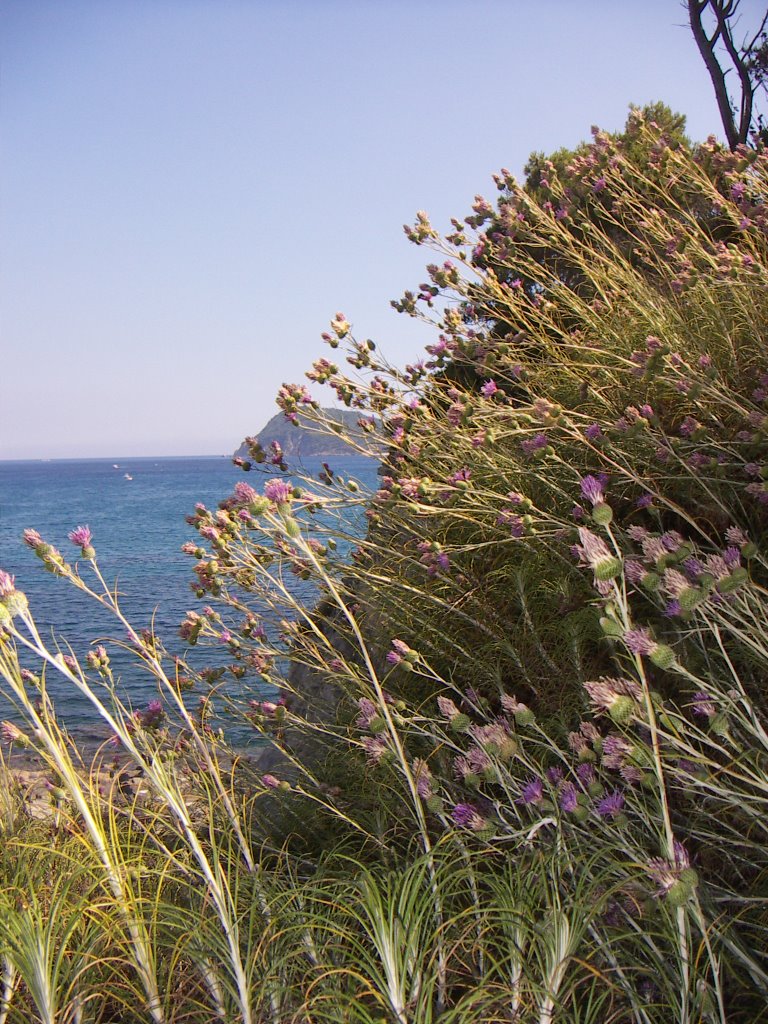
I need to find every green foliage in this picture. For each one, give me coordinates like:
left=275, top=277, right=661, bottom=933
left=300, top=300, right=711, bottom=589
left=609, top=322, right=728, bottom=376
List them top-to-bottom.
left=2, top=112, right=768, bottom=1021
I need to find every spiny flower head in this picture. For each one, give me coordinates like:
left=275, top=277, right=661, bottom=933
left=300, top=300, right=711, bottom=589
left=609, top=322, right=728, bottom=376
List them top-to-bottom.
left=264, top=479, right=294, bottom=506
left=68, top=525, right=93, bottom=552
left=574, top=528, right=622, bottom=583
left=0, top=570, right=15, bottom=599
left=584, top=676, right=643, bottom=724
left=518, top=777, right=544, bottom=806
left=596, top=790, right=625, bottom=819
left=452, top=802, right=488, bottom=831
left=647, top=841, right=697, bottom=904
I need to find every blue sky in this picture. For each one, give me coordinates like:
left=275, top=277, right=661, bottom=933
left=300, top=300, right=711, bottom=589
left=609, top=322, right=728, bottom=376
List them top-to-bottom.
left=1, top=0, right=758, bottom=458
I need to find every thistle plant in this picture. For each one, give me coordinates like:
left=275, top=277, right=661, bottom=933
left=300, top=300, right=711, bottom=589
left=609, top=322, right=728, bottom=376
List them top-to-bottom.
left=1, top=108, right=768, bottom=1022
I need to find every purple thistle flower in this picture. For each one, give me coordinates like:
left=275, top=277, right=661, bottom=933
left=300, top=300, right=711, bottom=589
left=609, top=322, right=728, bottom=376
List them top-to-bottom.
left=481, top=379, right=498, bottom=397
left=584, top=423, right=603, bottom=441
left=520, top=432, right=548, bottom=456
left=580, top=475, right=605, bottom=507
left=264, top=479, right=293, bottom=505
left=234, top=481, right=258, bottom=504
left=636, top=493, right=654, bottom=509
left=497, top=511, right=524, bottom=536
left=68, top=525, right=92, bottom=548
left=725, top=526, right=749, bottom=547
left=574, top=528, right=621, bottom=582
left=22, top=529, right=44, bottom=550
left=660, top=531, right=684, bottom=553
left=723, top=546, right=741, bottom=567
left=682, top=557, right=704, bottom=580
left=624, top=560, right=646, bottom=585
left=0, top=571, right=16, bottom=599
left=623, top=628, right=656, bottom=656
left=692, top=691, right=716, bottom=718
left=437, top=696, right=460, bottom=720
left=356, top=698, right=378, bottom=729
left=602, top=734, right=634, bottom=770
left=362, top=736, right=388, bottom=764
left=413, top=758, right=433, bottom=799
left=576, top=762, right=596, bottom=787
left=517, top=777, right=544, bottom=805
left=559, top=782, right=578, bottom=813
left=596, top=790, right=625, bottom=818
left=452, top=802, right=479, bottom=827
left=647, top=841, right=692, bottom=898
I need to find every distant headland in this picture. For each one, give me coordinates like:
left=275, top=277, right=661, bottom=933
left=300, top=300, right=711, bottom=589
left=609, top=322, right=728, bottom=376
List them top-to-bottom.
left=233, top=408, right=375, bottom=460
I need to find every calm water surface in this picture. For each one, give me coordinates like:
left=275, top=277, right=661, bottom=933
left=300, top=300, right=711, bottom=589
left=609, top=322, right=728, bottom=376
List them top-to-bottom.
left=0, top=455, right=378, bottom=748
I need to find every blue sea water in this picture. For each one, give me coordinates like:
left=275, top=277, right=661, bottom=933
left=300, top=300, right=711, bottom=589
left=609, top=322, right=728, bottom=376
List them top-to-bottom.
left=0, top=455, right=378, bottom=749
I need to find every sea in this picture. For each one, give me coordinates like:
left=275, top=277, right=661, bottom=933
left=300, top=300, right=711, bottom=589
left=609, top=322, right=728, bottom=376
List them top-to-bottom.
left=0, top=455, right=379, bottom=752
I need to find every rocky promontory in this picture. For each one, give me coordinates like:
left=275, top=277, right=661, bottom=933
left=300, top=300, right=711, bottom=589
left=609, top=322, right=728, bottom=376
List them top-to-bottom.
left=234, top=408, right=375, bottom=461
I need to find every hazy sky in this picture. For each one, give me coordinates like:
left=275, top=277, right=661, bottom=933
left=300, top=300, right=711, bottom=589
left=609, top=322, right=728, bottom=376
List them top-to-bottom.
left=1, top=0, right=760, bottom=459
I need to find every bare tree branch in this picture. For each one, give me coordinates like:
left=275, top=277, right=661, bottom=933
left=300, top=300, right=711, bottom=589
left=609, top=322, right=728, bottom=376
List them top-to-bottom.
left=687, top=0, right=768, bottom=148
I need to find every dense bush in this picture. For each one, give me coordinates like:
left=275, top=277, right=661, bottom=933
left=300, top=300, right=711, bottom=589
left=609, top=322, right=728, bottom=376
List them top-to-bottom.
left=1, top=108, right=768, bottom=1021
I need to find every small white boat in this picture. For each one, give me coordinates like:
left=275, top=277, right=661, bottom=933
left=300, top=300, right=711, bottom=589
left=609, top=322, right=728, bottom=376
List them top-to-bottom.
left=112, top=464, right=119, bottom=469
left=124, top=473, right=133, bottom=480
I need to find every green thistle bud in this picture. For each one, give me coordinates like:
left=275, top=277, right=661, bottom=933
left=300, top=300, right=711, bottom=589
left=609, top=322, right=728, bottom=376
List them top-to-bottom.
left=248, top=497, right=270, bottom=515
left=592, top=503, right=613, bottom=526
left=283, top=517, right=301, bottom=539
left=742, top=542, right=757, bottom=558
left=594, top=556, right=622, bottom=582
left=717, top=567, right=748, bottom=594
left=641, top=571, right=660, bottom=591
left=678, top=586, right=703, bottom=612
left=3, top=591, right=28, bottom=618
left=600, top=617, right=624, bottom=637
left=649, top=643, right=675, bottom=669
left=608, top=695, right=636, bottom=724
left=514, top=707, right=535, bottom=727
left=710, top=712, right=730, bottom=736
left=450, top=713, right=471, bottom=733
left=369, top=716, right=386, bottom=735
left=497, top=737, right=518, bottom=760
left=482, top=765, right=499, bottom=784
left=588, top=781, right=605, bottom=798
left=426, top=795, right=443, bottom=814
left=572, top=805, right=589, bottom=822
left=477, top=823, right=496, bottom=841
left=678, top=867, right=699, bottom=889
left=666, top=881, right=691, bottom=907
